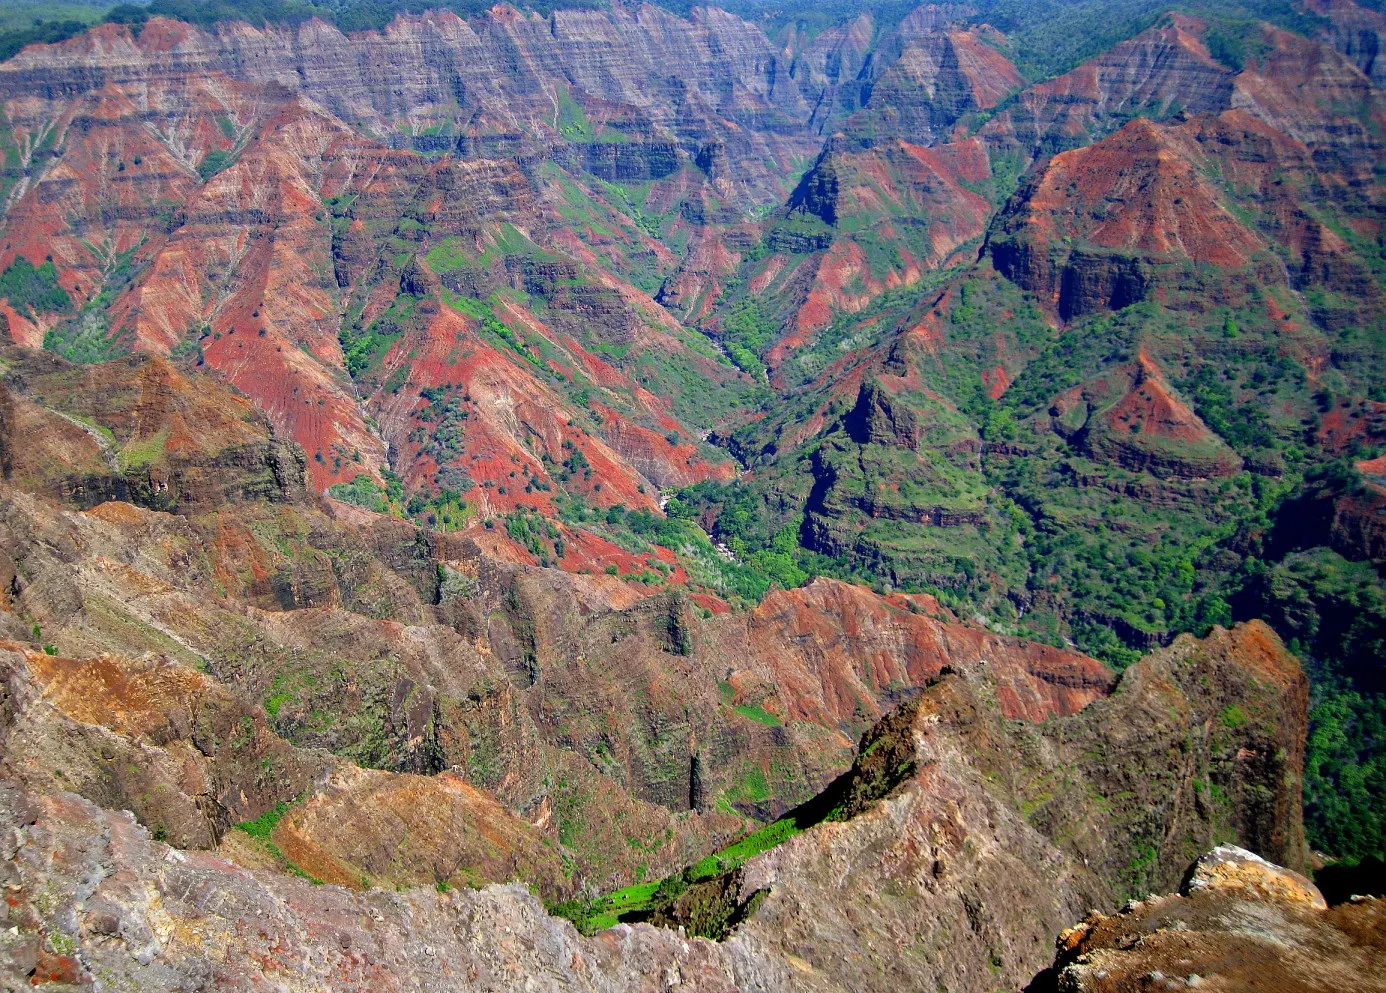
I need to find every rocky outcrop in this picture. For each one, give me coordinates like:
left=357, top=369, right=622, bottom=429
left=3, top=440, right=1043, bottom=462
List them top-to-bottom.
left=0, top=11, right=761, bottom=503
left=981, top=14, right=1386, bottom=328
left=988, top=116, right=1276, bottom=321
left=771, top=136, right=993, bottom=358
left=1048, top=353, right=1243, bottom=479
left=845, top=378, right=925, bottom=449
left=1329, top=458, right=1386, bottom=561
left=1060, top=621, right=1310, bottom=881
left=722, top=622, right=1309, bottom=992
left=0, top=637, right=579, bottom=896
left=0, top=780, right=743, bottom=993
left=1032, top=846, right=1384, bottom=993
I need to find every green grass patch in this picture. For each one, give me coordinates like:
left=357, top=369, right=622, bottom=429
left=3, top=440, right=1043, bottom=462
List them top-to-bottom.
left=116, top=430, right=169, bottom=473
left=733, top=703, right=782, bottom=727
left=235, top=800, right=293, bottom=841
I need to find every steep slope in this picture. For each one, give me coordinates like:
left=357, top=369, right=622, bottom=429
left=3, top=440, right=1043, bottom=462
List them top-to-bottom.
left=0, top=0, right=1382, bottom=915
left=1310, top=0, right=1386, bottom=86
left=0, top=9, right=826, bottom=209
left=653, top=9, right=1023, bottom=373
left=980, top=13, right=1236, bottom=162
left=981, top=14, right=1386, bottom=322
left=0, top=19, right=760, bottom=507
left=729, top=19, right=1021, bottom=367
left=838, top=24, right=1024, bottom=148
left=988, top=116, right=1275, bottom=321
left=757, top=136, right=994, bottom=372
left=0, top=342, right=1125, bottom=897
left=0, top=349, right=307, bottom=510
left=0, top=619, right=1309, bottom=993
left=726, top=620, right=1308, bottom=990
left=0, top=642, right=571, bottom=895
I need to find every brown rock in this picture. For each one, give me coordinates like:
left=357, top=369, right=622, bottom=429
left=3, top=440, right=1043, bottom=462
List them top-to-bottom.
left=1180, top=844, right=1327, bottom=910
left=1034, top=849, right=1384, bottom=993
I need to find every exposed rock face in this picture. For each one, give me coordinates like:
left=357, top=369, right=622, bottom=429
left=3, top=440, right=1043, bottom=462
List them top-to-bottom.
left=1311, top=0, right=1386, bottom=86
left=0, top=9, right=1361, bottom=991
left=0, top=10, right=826, bottom=208
left=0, top=12, right=764, bottom=503
left=980, top=14, right=1237, bottom=161
left=759, top=20, right=1013, bottom=360
left=840, top=26, right=1023, bottom=148
left=988, top=116, right=1274, bottom=321
left=0, top=350, right=307, bottom=511
left=1049, top=352, right=1243, bottom=479
left=846, top=377, right=925, bottom=449
left=0, top=401, right=1111, bottom=890
left=1328, top=456, right=1386, bottom=561
left=735, top=577, right=1113, bottom=727
left=0, top=617, right=1311, bottom=993
left=719, top=621, right=1310, bottom=992
left=1053, top=622, right=1311, bottom=882
left=0, top=639, right=574, bottom=896
left=0, top=643, right=326, bottom=850
left=0, top=781, right=745, bottom=993
left=1182, top=844, right=1327, bottom=909
left=1033, top=846, right=1385, bottom=993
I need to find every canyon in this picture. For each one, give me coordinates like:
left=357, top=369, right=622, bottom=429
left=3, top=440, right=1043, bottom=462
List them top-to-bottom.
left=0, top=0, right=1382, bottom=989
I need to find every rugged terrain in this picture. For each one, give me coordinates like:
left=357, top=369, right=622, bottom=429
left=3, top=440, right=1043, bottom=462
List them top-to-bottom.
left=0, top=0, right=1382, bottom=989
left=0, top=616, right=1325, bottom=992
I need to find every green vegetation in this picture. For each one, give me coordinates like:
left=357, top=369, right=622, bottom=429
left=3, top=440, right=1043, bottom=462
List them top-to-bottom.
left=132, top=0, right=604, bottom=36
left=555, top=86, right=594, bottom=141
left=197, top=147, right=236, bottom=181
left=44, top=243, right=142, bottom=363
left=681, top=246, right=1386, bottom=863
left=0, top=255, right=70, bottom=320
left=341, top=294, right=415, bottom=377
left=714, top=300, right=776, bottom=379
left=116, top=430, right=169, bottom=473
left=326, top=473, right=392, bottom=514
left=557, top=497, right=799, bottom=603
left=505, top=508, right=564, bottom=566
left=1240, top=548, right=1386, bottom=860
left=1305, top=689, right=1386, bottom=861
left=733, top=703, right=782, bottom=727
left=234, top=797, right=325, bottom=884
left=551, top=798, right=808, bottom=932
left=235, top=800, right=294, bottom=840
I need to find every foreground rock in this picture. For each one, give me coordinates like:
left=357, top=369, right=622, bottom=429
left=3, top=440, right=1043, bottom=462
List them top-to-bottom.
left=0, top=619, right=1312, bottom=992
left=714, top=620, right=1309, bottom=991
left=0, top=782, right=744, bottom=993
left=1031, top=846, right=1386, bottom=992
